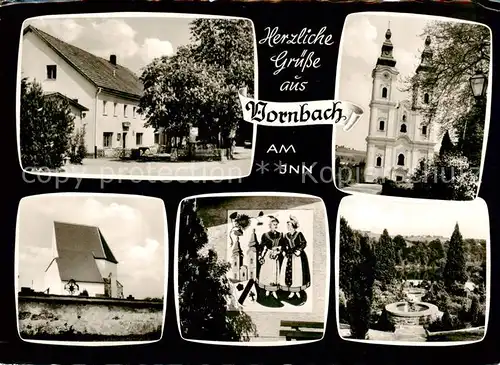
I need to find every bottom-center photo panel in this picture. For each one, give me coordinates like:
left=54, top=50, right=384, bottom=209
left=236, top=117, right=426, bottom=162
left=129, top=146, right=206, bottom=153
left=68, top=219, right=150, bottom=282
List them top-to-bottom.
left=174, top=193, right=330, bottom=345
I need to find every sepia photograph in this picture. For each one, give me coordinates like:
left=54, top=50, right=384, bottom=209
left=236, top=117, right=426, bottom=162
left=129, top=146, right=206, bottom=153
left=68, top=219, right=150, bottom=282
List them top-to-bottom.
left=334, top=13, right=492, bottom=200
left=17, top=14, right=256, bottom=180
left=15, top=193, right=166, bottom=344
left=175, top=193, right=329, bottom=344
left=337, top=195, right=489, bottom=344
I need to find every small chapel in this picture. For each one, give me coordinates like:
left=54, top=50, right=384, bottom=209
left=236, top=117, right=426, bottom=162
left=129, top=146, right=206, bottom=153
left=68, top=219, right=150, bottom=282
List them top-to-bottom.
left=364, top=26, right=438, bottom=183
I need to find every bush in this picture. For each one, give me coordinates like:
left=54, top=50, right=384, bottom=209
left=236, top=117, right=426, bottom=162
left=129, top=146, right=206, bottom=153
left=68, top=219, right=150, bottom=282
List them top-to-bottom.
left=68, top=129, right=86, bottom=164
left=381, top=179, right=415, bottom=198
left=79, top=290, right=89, bottom=297
left=374, top=308, right=395, bottom=332
left=427, top=310, right=464, bottom=332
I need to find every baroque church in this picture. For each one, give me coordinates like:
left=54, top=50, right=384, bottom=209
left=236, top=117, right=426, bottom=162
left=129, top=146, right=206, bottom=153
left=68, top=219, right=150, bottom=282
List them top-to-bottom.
left=364, top=27, right=438, bottom=183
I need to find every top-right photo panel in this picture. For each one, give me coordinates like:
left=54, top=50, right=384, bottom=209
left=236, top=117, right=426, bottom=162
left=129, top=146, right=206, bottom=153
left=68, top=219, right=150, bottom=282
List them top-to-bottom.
left=334, top=12, right=492, bottom=201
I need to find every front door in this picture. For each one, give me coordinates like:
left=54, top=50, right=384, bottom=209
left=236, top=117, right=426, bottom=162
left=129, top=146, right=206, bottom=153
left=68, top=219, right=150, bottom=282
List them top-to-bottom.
left=122, top=132, right=127, bottom=148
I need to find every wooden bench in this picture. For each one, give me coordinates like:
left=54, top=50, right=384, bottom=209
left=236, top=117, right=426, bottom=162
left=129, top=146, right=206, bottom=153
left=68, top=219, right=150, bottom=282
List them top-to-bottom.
left=279, top=320, right=325, bottom=341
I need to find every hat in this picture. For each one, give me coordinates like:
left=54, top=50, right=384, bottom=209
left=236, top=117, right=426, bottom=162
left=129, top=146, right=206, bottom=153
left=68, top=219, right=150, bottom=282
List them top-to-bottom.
left=268, top=215, right=279, bottom=224
left=287, top=215, right=299, bottom=228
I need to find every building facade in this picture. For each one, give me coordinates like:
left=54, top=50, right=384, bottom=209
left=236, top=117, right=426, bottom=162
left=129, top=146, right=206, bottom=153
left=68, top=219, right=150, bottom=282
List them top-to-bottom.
left=21, top=25, right=159, bottom=157
left=364, top=28, right=437, bottom=183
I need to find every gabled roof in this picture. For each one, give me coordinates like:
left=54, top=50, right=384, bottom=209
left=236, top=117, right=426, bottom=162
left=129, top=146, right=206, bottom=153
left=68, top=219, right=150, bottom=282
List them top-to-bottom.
left=24, top=25, right=143, bottom=100
left=44, top=92, right=89, bottom=111
left=53, top=221, right=118, bottom=264
left=53, top=251, right=104, bottom=284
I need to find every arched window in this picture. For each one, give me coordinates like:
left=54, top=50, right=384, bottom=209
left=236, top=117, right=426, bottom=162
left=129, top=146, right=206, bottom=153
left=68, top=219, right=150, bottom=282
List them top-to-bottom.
left=382, top=87, right=388, bottom=98
left=424, top=93, right=430, bottom=104
left=402, top=114, right=406, bottom=122
left=379, top=120, right=385, bottom=131
left=400, top=124, right=407, bottom=133
left=422, top=125, right=428, bottom=135
left=397, top=154, right=405, bottom=166
left=376, top=156, right=382, bottom=167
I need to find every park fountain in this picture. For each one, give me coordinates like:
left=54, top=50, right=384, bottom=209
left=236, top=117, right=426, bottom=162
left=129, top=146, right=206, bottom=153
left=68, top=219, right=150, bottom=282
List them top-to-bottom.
left=385, top=296, right=440, bottom=326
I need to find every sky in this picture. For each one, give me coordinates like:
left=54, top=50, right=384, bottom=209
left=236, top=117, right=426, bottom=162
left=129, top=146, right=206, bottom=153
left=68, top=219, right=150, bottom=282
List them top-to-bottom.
left=335, top=13, right=463, bottom=151
left=24, top=15, right=198, bottom=75
left=17, top=194, right=166, bottom=299
left=339, top=195, right=489, bottom=240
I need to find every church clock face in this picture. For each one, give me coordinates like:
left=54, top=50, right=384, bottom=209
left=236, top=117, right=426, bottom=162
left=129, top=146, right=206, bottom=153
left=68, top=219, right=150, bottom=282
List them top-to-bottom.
left=383, top=72, right=390, bottom=79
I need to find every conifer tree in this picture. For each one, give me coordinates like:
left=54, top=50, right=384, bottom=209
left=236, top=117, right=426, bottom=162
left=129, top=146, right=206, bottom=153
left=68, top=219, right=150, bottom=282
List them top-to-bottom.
left=439, top=130, right=455, bottom=157
left=339, top=217, right=358, bottom=294
left=443, top=223, right=468, bottom=291
left=374, top=229, right=397, bottom=285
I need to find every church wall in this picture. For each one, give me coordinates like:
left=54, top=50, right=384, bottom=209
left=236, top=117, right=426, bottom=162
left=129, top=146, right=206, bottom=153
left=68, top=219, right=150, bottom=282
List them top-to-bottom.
left=95, top=259, right=118, bottom=298
left=44, top=260, right=62, bottom=295
left=17, top=294, right=163, bottom=341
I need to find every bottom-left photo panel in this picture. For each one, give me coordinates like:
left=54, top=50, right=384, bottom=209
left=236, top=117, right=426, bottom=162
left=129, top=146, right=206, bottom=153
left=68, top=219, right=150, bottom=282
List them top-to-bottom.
left=15, top=193, right=167, bottom=345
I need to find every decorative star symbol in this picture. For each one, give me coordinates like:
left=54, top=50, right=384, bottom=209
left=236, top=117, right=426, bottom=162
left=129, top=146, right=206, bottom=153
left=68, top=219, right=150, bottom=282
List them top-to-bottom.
left=255, top=160, right=269, bottom=174
left=274, top=161, right=286, bottom=173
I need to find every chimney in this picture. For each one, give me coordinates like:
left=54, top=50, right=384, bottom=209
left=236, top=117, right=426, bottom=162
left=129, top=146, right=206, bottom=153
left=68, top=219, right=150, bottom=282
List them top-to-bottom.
left=109, top=54, right=117, bottom=65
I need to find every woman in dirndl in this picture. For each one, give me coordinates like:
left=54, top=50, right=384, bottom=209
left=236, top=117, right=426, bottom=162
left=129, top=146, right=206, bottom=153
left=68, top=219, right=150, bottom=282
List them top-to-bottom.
left=279, top=215, right=311, bottom=300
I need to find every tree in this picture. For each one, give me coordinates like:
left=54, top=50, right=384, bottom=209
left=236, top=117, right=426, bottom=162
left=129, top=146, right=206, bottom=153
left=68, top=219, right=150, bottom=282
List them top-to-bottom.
left=139, top=19, right=254, bottom=145
left=402, top=21, right=490, bottom=135
left=20, top=78, right=75, bottom=170
left=454, top=101, right=486, bottom=169
left=439, top=130, right=455, bottom=157
left=177, top=199, right=257, bottom=341
left=339, top=217, right=359, bottom=294
left=443, top=223, right=468, bottom=291
left=374, top=229, right=396, bottom=285
left=347, top=235, right=375, bottom=339
left=393, top=235, right=406, bottom=266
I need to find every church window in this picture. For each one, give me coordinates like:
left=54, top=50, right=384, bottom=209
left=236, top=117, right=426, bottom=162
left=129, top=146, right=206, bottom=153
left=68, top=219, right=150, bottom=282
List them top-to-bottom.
left=382, top=87, right=388, bottom=98
left=424, top=93, right=430, bottom=104
left=402, top=114, right=406, bottom=122
left=379, top=120, right=385, bottom=131
left=400, top=124, right=407, bottom=133
left=422, top=125, right=428, bottom=135
left=397, top=154, right=405, bottom=166
left=376, top=156, right=382, bottom=167
left=396, top=176, right=403, bottom=182
left=250, top=258, right=253, bottom=264
left=234, top=262, right=237, bottom=267
left=234, top=273, right=237, bottom=279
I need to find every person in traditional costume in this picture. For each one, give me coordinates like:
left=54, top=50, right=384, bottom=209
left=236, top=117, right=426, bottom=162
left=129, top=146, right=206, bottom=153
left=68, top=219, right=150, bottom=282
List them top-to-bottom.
left=279, top=215, right=311, bottom=300
left=256, top=216, right=284, bottom=299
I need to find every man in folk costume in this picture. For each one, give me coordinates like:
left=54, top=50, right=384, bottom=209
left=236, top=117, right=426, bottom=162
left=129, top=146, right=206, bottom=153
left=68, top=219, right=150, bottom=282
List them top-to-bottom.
left=279, top=215, right=311, bottom=302
left=256, top=216, right=284, bottom=300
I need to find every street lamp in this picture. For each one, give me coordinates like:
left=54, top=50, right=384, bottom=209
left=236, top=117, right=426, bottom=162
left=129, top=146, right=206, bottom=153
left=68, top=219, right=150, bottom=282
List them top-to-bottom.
left=462, top=69, right=488, bottom=147
left=469, top=69, right=488, bottom=101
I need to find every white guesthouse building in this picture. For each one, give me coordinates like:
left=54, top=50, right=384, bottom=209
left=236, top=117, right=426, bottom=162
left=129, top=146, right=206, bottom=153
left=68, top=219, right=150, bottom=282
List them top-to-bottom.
left=21, top=25, right=158, bottom=157
left=364, top=28, right=438, bottom=183
left=44, top=221, right=124, bottom=298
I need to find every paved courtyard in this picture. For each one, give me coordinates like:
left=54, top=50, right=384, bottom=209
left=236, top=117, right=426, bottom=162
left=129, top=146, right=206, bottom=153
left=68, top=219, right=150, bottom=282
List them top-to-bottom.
left=62, top=147, right=253, bottom=179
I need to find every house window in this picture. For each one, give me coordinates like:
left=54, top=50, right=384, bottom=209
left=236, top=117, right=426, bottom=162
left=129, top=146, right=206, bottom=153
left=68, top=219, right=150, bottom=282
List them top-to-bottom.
left=46, top=65, right=57, bottom=80
left=382, top=87, right=388, bottom=98
left=424, top=93, right=430, bottom=104
left=102, top=101, right=107, bottom=115
left=113, top=103, right=118, bottom=116
left=124, top=105, right=128, bottom=118
left=133, top=107, right=136, bottom=118
left=379, top=120, right=385, bottom=131
left=400, top=124, right=407, bottom=133
left=422, top=125, right=428, bottom=135
left=103, top=132, right=113, bottom=147
left=136, top=132, right=143, bottom=146
left=154, top=133, right=160, bottom=144
left=397, top=154, right=405, bottom=166
left=376, top=156, right=382, bottom=167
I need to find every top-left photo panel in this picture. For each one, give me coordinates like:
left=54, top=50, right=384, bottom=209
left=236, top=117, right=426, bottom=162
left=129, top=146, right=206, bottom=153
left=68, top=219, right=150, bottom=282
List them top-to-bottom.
left=17, top=13, right=258, bottom=181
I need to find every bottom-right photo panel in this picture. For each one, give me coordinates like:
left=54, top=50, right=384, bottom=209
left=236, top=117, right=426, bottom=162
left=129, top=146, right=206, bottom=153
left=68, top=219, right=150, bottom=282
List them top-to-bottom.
left=337, top=195, right=489, bottom=345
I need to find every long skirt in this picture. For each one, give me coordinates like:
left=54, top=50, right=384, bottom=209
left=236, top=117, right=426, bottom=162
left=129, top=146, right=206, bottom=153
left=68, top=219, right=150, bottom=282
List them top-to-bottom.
left=257, top=251, right=280, bottom=291
left=279, top=253, right=311, bottom=292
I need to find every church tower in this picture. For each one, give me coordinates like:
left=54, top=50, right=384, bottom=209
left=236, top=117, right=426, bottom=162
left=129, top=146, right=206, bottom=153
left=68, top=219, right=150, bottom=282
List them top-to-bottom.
left=364, top=26, right=400, bottom=182
left=412, top=35, right=433, bottom=110
left=247, top=228, right=258, bottom=280
left=231, top=235, right=243, bottom=281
